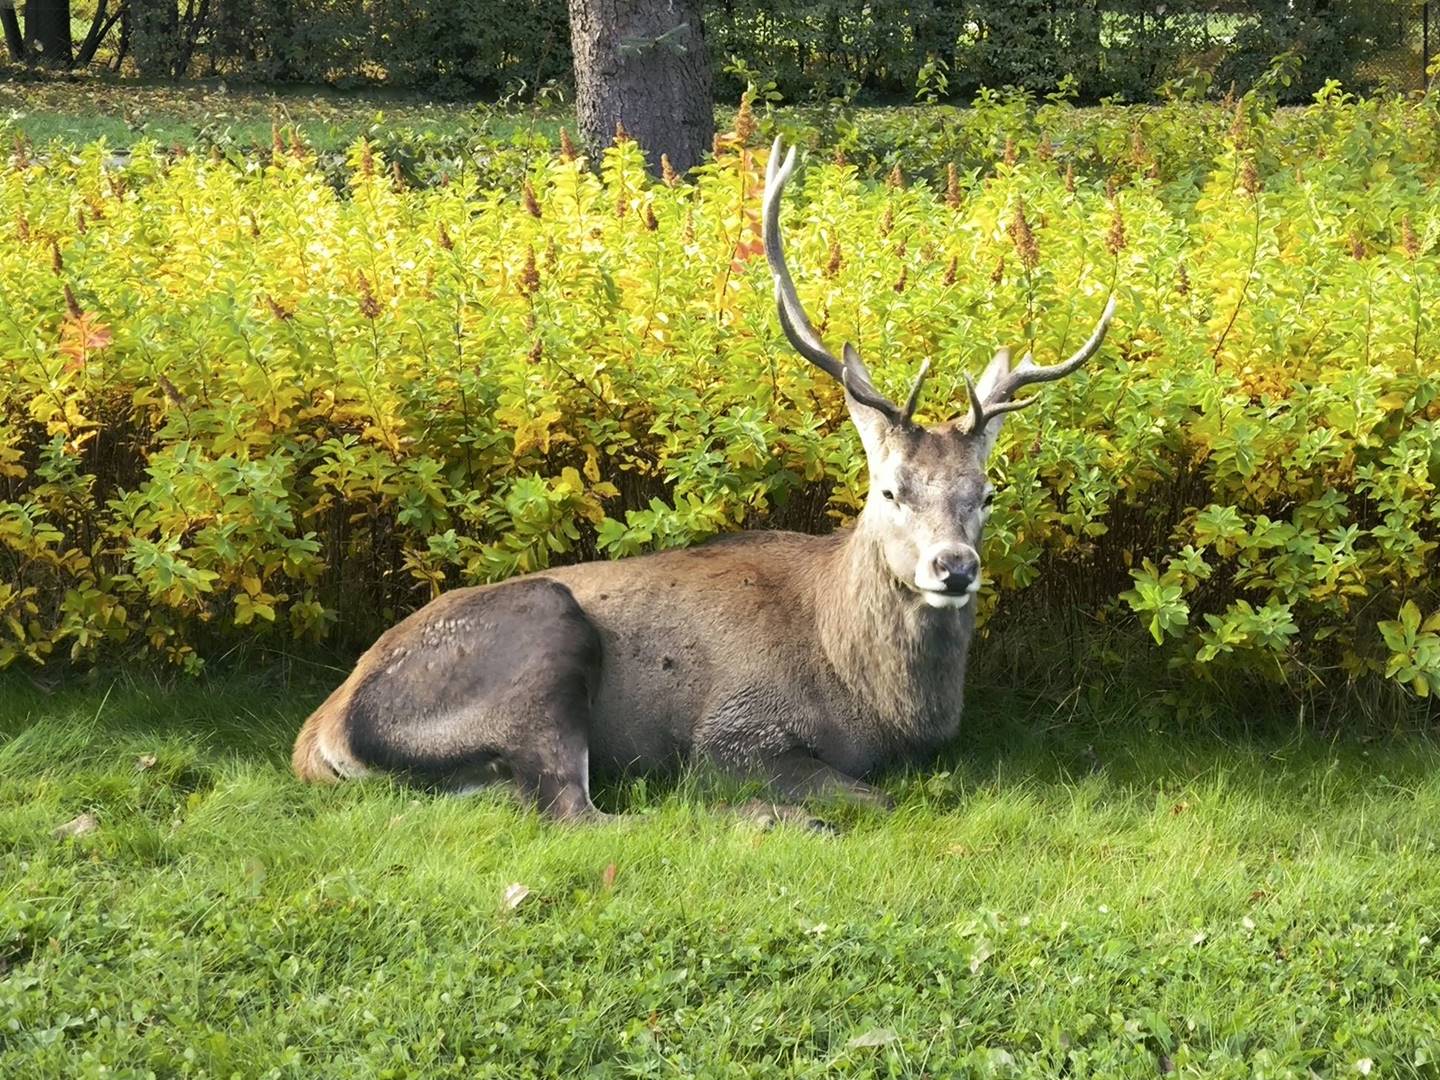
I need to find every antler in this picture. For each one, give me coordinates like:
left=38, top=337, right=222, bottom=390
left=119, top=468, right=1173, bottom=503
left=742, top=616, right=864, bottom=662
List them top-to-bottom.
left=763, top=137, right=931, bottom=422
left=965, top=296, right=1117, bottom=434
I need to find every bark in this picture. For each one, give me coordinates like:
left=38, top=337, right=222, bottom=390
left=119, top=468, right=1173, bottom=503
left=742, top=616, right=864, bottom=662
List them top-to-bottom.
left=1, top=0, right=25, bottom=61
left=22, top=0, right=71, bottom=64
left=76, top=0, right=124, bottom=65
left=567, top=0, right=714, bottom=176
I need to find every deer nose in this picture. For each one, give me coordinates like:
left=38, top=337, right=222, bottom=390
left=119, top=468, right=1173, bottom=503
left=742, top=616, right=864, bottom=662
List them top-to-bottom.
left=931, top=549, right=979, bottom=593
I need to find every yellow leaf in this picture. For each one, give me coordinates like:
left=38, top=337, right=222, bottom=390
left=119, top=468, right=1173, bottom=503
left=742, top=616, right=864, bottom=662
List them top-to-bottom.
left=1377, top=392, right=1407, bottom=413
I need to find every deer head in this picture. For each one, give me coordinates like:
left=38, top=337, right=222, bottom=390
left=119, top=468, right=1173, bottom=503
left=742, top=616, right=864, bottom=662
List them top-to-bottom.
left=763, top=138, right=1116, bottom=610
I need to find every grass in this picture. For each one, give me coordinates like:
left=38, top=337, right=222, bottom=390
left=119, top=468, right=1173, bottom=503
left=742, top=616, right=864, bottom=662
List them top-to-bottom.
left=0, top=79, right=562, bottom=151
left=4, top=670, right=1440, bottom=1077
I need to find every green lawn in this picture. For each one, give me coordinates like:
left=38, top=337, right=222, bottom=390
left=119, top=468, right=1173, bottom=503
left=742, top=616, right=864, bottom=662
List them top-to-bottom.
left=0, top=80, right=559, bottom=151
left=4, top=671, right=1440, bottom=1077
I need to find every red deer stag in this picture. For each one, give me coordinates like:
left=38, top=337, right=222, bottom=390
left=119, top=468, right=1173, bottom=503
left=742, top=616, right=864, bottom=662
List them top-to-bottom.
left=292, top=138, right=1117, bottom=819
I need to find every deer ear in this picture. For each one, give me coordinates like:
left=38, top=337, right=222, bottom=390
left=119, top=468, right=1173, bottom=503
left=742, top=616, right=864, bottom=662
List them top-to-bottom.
left=841, top=343, right=897, bottom=452
left=970, top=348, right=1018, bottom=460
left=975, top=348, right=1011, bottom=403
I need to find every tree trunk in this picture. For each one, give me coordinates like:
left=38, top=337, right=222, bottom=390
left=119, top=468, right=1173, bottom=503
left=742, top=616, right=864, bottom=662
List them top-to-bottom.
left=1, top=0, right=26, bottom=60
left=22, top=0, right=71, bottom=64
left=567, top=0, right=714, bottom=176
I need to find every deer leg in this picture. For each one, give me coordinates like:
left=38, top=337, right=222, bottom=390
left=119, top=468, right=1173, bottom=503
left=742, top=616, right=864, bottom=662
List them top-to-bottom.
left=340, top=577, right=610, bottom=822
left=505, top=704, right=608, bottom=823
left=739, top=749, right=895, bottom=811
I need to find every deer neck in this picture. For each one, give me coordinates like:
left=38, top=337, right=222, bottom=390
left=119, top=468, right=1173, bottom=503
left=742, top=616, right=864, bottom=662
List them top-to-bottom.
left=814, top=519, right=975, bottom=736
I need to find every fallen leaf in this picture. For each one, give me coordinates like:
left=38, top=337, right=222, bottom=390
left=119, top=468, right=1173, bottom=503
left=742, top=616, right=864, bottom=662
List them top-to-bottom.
left=136, top=754, right=157, bottom=771
left=1170, top=801, right=1189, bottom=815
left=53, top=813, right=98, bottom=839
left=600, top=862, right=618, bottom=891
left=501, top=882, right=530, bottom=910
left=848, top=1028, right=898, bottom=1049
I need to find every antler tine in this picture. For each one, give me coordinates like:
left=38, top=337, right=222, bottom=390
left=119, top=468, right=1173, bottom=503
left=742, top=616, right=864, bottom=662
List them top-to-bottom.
left=763, top=137, right=845, bottom=383
left=990, top=295, right=1117, bottom=404
left=901, top=358, right=932, bottom=422
left=964, top=374, right=1035, bottom=434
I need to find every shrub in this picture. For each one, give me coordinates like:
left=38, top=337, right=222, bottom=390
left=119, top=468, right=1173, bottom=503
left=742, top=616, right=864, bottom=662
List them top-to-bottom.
left=23, top=0, right=1423, bottom=101
left=1, top=91, right=1439, bottom=704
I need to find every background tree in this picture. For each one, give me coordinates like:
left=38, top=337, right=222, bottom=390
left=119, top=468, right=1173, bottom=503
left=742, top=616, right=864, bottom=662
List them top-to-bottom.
left=0, top=0, right=25, bottom=61
left=19, top=0, right=71, bottom=64
left=567, top=0, right=714, bottom=176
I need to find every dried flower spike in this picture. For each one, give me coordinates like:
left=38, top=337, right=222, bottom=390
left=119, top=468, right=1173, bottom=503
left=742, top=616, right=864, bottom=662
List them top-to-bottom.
left=734, top=96, right=756, bottom=146
left=1228, top=101, right=1247, bottom=148
left=559, top=128, right=577, bottom=162
left=661, top=153, right=680, bottom=187
left=1240, top=157, right=1260, bottom=196
left=887, top=163, right=904, bottom=189
left=946, top=163, right=961, bottom=209
left=522, top=181, right=542, bottom=218
left=1008, top=200, right=1039, bottom=271
left=1106, top=204, right=1127, bottom=256
left=1402, top=216, right=1420, bottom=259
left=825, top=238, right=843, bottom=279
left=518, top=246, right=540, bottom=297
left=356, top=273, right=382, bottom=319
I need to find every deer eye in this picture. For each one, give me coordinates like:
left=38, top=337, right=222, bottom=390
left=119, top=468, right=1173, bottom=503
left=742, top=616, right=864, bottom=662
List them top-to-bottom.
left=880, top=489, right=896, bottom=502
left=982, top=490, right=996, bottom=509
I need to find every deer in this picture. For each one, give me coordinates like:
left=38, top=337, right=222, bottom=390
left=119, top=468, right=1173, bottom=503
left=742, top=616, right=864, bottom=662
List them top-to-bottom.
left=292, top=137, right=1116, bottom=821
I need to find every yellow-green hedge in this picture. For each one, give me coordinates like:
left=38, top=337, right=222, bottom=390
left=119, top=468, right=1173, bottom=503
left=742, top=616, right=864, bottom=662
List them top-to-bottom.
left=2, top=91, right=1439, bottom=697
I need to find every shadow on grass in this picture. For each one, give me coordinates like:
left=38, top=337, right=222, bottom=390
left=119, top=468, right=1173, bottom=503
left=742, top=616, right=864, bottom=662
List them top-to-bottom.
left=4, top=659, right=1439, bottom=819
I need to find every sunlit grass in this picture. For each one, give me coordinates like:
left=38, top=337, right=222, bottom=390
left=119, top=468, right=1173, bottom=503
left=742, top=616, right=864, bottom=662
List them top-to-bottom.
left=4, top=670, right=1440, bottom=1076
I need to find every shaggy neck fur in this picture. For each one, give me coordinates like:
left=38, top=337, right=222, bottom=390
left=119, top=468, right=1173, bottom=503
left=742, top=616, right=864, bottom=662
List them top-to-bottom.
left=813, top=514, right=975, bottom=747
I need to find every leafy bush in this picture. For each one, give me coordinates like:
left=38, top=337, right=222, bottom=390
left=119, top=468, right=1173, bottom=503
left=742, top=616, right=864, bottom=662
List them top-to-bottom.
left=29, top=0, right=1425, bottom=101
left=1, top=89, right=1439, bottom=704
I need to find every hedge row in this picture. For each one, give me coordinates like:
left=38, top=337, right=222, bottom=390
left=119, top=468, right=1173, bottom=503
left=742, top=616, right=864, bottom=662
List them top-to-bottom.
left=26, top=0, right=1427, bottom=102
left=1, top=91, right=1438, bottom=700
